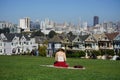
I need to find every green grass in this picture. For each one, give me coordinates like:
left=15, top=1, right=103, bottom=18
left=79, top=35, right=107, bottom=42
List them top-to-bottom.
left=0, top=56, right=120, bottom=80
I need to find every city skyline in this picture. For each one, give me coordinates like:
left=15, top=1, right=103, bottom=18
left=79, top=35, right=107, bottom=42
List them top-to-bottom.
left=0, top=0, right=120, bottom=25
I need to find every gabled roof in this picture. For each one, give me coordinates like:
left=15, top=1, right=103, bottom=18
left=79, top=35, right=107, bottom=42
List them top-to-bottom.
left=105, top=32, right=119, bottom=41
left=2, top=33, right=30, bottom=42
left=4, top=33, right=16, bottom=42
left=48, top=33, right=76, bottom=43
left=96, top=33, right=109, bottom=41
left=113, top=33, right=120, bottom=41
left=93, top=34, right=101, bottom=41
left=49, top=35, right=63, bottom=43
left=67, top=35, right=76, bottom=42
left=72, top=35, right=82, bottom=42
left=73, top=35, right=89, bottom=42
left=80, top=35, right=89, bottom=41
left=85, top=35, right=97, bottom=42
left=35, top=36, right=47, bottom=44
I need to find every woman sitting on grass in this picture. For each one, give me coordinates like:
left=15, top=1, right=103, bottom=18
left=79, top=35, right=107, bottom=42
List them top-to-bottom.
left=54, top=48, right=69, bottom=67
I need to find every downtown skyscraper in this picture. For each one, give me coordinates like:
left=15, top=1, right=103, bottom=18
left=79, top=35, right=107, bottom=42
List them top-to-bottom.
left=93, top=16, right=99, bottom=26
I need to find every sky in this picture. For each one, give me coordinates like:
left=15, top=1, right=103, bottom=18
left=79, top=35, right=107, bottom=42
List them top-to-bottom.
left=0, top=0, right=120, bottom=25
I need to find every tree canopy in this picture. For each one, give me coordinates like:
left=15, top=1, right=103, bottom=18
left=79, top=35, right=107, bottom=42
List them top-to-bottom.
left=0, top=28, right=10, bottom=34
left=31, top=30, right=44, bottom=37
left=48, top=30, right=57, bottom=38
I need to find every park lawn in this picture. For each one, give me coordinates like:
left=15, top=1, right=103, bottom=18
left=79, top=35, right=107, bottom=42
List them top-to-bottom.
left=0, top=56, right=120, bottom=80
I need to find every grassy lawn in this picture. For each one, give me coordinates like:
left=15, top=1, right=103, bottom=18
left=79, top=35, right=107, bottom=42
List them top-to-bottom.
left=0, top=56, right=120, bottom=80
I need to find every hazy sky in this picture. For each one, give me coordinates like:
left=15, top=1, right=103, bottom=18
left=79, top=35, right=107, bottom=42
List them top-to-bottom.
left=0, top=0, right=120, bottom=25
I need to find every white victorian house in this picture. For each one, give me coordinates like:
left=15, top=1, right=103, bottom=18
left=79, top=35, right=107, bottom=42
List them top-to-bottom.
left=0, top=33, right=38, bottom=55
left=85, top=34, right=99, bottom=50
left=72, top=35, right=89, bottom=50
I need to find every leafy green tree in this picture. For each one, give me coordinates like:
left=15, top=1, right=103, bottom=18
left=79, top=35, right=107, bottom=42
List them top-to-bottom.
left=0, top=28, right=10, bottom=34
left=4, top=28, right=10, bottom=33
left=31, top=30, right=44, bottom=37
left=48, top=30, right=56, bottom=38
left=67, top=31, right=73, bottom=36
left=38, top=45, right=47, bottom=56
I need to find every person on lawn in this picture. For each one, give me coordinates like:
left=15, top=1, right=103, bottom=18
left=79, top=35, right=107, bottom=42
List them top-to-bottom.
left=54, top=48, right=69, bottom=67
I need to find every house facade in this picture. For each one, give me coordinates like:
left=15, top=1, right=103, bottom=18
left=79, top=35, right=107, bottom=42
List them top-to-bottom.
left=47, top=32, right=120, bottom=57
left=0, top=33, right=38, bottom=55
left=98, top=33, right=112, bottom=50
left=113, top=33, right=120, bottom=54
left=85, top=34, right=99, bottom=50
left=47, top=35, right=63, bottom=57
left=72, top=35, right=89, bottom=50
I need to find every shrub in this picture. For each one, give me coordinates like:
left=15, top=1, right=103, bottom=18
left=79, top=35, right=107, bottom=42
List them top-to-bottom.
left=38, top=45, right=47, bottom=57
left=65, top=49, right=115, bottom=58
left=100, top=49, right=114, bottom=56
left=106, top=49, right=114, bottom=56
left=117, top=49, right=120, bottom=56
left=66, top=50, right=85, bottom=58
left=66, top=50, right=74, bottom=57
left=90, top=50, right=101, bottom=56
left=79, top=51, right=85, bottom=57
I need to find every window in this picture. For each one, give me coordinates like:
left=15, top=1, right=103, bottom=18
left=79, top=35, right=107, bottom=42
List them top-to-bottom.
left=14, top=37, right=16, bottom=40
left=22, top=37, right=24, bottom=40
left=104, top=37, right=107, bottom=40
left=67, top=40, right=69, bottom=42
left=16, top=42, right=18, bottom=45
left=19, top=42, right=21, bottom=45
left=26, top=42, right=29, bottom=45
left=0, top=43, right=2, bottom=46
left=0, top=49, right=2, bottom=53
left=4, top=49, right=6, bottom=53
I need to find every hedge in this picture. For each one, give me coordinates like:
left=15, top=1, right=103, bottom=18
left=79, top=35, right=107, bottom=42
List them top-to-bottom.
left=66, top=49, right=116, bottom=58
left=66, top=50, right=85, bottom=58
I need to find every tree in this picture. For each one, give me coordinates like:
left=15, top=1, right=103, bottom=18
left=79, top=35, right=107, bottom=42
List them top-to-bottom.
left=0, top=28, right=10, bottom=34
left=0, top=29, right=3, bottom=34
left=31, top=30, right=44, bottom=37
left=48, top=30, right=56, bottom=38
left=67, top=31, right=73, bottom=36
left=38, top=45, right=47, bottom=56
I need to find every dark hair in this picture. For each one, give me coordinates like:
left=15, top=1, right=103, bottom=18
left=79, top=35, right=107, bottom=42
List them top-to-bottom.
left=57, top=48, right=65, bottom=52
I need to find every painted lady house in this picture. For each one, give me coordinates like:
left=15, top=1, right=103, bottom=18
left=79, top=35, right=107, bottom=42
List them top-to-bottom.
left=97, top=32, right=119, bottom=53
left=0, top=33, right=38, bottom=55
left=113, top=33, right=120, bottom=54
left=47, top=34, right=72, bottom=57
left=85, top=34, right=99, bottom=51
left=47, top=35, right=63, bottom=57
left=72, top=35, right=89, bottom=50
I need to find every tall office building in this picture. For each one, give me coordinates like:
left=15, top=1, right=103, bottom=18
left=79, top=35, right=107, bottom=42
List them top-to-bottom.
left=93, top=16, right=99, bottom=26
left=20, top=17, right=30, bottom=31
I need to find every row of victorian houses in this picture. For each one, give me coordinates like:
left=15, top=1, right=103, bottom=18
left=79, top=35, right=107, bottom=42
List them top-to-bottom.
left=0, top=32, right=120, bottom=56
left=47, top=32, right=120, bottom=56
left=0, top=33, right=38, bottom=55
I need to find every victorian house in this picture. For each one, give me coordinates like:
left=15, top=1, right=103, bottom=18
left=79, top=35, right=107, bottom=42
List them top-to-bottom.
left=105, top=32, right=119, bottom=50
left=0, top=33, right=38, bottom=55
left=47, top=33, right=75, bottom=57
left=98, top=33, right=110, bottom=50
left=113, top=33, right=120, bottom=54
left=113, top=33, right=120, bottom=47
left=85, top=34, right=99, bottom=51
left=47, top=35, right=63, bottom=57
left=72, top=35, right=89, bottom=50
